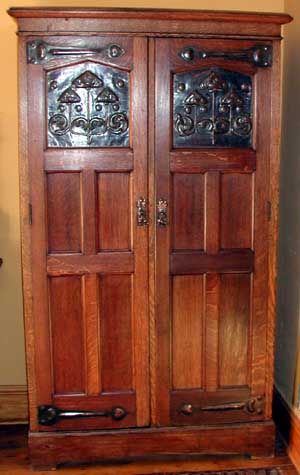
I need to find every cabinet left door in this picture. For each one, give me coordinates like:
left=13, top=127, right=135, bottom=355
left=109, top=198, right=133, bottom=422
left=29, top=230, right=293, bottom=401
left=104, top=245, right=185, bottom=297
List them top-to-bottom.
left=24, top=36, right=149, bottom=431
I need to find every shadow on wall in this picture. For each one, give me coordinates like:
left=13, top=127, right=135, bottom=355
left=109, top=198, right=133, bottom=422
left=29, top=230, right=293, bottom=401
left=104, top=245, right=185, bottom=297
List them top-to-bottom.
left=275, top=3, right=300, bottom=409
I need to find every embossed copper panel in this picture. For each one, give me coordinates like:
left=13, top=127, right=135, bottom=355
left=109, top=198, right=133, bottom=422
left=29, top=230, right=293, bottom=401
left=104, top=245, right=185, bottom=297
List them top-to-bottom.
left=47, top=61, right=129, bottom=148
left=173, top=68, right=252, bottom=147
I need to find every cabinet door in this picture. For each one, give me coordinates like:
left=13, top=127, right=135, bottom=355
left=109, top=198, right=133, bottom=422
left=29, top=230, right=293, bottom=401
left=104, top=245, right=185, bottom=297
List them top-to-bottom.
left=27, top=36, right=149, bottom=430
left=154, top=38, right=271, bottom=426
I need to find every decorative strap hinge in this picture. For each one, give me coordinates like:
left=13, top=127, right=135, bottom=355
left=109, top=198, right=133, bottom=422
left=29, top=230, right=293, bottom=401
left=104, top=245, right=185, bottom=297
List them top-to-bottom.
left=27, top=40, right=124, bottom=65
left=179, top=44, right=272, bottom=68
left=179, top=395, right=265, bottom=416
left=38, top=405, right=128, bottom=426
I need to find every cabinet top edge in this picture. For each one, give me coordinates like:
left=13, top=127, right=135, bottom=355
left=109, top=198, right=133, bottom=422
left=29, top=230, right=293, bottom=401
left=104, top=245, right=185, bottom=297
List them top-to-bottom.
left=8, top=7, right=292, bottom=25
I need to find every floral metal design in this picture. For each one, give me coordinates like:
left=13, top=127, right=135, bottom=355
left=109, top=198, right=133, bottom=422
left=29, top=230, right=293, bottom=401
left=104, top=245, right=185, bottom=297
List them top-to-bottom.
left=47, top=62, right=129, bottom=148
left=173, top=69, right=253, bottom=147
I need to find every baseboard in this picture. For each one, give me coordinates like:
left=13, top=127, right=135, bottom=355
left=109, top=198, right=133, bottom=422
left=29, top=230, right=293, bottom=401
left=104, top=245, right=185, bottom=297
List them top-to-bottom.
left=0, top=385, right=28, bottom=424
left=273, top=386, right=300, bottom=473
left=29, top=421, right=275, bottom=469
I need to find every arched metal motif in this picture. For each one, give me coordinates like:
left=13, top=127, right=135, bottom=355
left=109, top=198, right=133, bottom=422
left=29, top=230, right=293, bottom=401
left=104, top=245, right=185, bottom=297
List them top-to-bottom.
left=47, top=62, right=129, bottom=148
left=173, top=68, right=253, bottom=148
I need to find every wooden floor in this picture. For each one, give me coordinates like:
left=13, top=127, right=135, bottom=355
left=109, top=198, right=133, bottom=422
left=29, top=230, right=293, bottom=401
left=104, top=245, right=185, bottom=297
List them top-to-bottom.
left=0, top=425, right=298, bottom=475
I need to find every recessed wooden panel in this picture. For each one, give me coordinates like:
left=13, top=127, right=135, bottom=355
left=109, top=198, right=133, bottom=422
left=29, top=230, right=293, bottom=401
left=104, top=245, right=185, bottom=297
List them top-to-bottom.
left=47, top=172, right=82, bottom=253
left=98, top=173, right=131, bottom=251
left=220, top=173, right=253, bottom=249
left=173, top=174, right=204, bottom=250
left=219, top=273, right=251, bottom=388
left=100, top=274, right=133, bottom=391
left=172, top=275, right=204, bottom=389
left=49, top=276, right=85, bottom=394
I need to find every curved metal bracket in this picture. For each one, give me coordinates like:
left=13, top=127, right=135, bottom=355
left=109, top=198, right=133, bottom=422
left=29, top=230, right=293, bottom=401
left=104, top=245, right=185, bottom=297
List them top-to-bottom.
left=27, top=40, right=124, bottom=64
left=179, top=45, right=272, bottom=68
left=38, top=405, right=128, bottom=425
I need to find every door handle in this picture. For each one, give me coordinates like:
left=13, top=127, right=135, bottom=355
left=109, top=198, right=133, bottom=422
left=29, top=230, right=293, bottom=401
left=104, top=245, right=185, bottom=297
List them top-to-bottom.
left=136, top=197, right=148, bottom=226
left=157, top=199, right=168, bottom=227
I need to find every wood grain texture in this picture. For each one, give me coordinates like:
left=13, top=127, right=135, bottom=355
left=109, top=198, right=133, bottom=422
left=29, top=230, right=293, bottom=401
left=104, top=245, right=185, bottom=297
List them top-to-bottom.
left=12, top=7, right=287, bottom=466
left=17, top=36, right=38, bottom=431
left=131, top=37, right=150, bottom=426
left=154, top=38, right=171, bottom=426
left=266, top=40, right=282, bottom=418
left=45, top=148, right=133, bottom=172
left=170, top=149, right=256, bottom=173
left=47, top=172, right=82, bottom=253
left=205, top=172, right=220, bottom=254
left=98, top=173, right=131, bottom=251
left=220, top=173, right=253, bottom=250
left=173, top=174, right=204, bottom=250
left=170, top=249, right=254, bottom=274
left=47, top=252, right=134, bottom=275
left=84, top=274, right=101, bottom=395
left=205, top=274, right=220, bottom=391
left=218, top=274, right=251, bottom=388
left=49, top=275, right=85, bottom=395
left=100, top=275, right=133, bottom=392
left=172, top=275, right=204, bottom=390
left=0, top=386, right=28, bottom=424
left=28, top=421, right=275, bottom=469
left=2, top=424, right=295, bottom=473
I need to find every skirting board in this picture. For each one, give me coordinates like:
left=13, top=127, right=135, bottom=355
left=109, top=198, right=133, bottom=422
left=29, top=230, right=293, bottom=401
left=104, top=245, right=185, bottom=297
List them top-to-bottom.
left=0, top=385, right=28, bottom=424
left=273, top=386, right=300, bottom=473
left=29, top=421, right=275, bottom=470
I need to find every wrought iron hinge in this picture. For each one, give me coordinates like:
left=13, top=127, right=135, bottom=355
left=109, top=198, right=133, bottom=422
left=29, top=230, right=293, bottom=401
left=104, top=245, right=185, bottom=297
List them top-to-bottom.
left=27, top=40, right=124, bottom=65
left=179, top=44, right=272, bottom=68
left=267, top=201, right=272, bottom=221
left=28, top=203, right=33, bottom=225
left=178, top=395, right=265, bottom=416
left=38, top=405, right=128, bottom=426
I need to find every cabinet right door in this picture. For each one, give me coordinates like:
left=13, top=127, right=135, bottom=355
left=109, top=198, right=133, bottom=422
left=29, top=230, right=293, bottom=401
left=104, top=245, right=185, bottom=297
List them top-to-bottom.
left=154, top=38, right=273, bottom=427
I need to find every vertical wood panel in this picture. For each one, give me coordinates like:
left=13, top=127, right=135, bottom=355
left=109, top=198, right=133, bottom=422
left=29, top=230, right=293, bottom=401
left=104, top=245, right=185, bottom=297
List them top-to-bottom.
left=132, top=36, right=150, bottom=426
left=154, top=38, right=171, bottom=425
left=251, top=69, right=271, bottom=398
left=82, top=170, right=96, bottom=256
left=205, top=172, right=220, bottom=254
left=47, top=173, right=82, bottom=253
left=98, top=173, right=130, bottom=251
left=220, top=173, right=253, bottom=249
left=173, top=174, right=204, bottom=250
left=205, top=273, right=219, bottom=391
left=84, top=274, right=101, bottom=395
left=100, top=274, right=133, bottom=391
left=219, top=274, right=251, bottom=388
left=172, top=275, right=204, bottom=389
left=49, top=276, right=85, bottom=394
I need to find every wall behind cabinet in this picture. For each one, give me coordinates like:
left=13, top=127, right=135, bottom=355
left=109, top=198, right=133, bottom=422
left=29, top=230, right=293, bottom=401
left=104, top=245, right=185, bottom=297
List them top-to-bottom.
left=0, top=0, right=285, bottom=387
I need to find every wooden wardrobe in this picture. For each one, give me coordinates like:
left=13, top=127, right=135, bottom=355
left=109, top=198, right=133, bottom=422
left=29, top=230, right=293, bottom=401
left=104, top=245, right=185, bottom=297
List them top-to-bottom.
left=9, top=7, right=291, bottom=470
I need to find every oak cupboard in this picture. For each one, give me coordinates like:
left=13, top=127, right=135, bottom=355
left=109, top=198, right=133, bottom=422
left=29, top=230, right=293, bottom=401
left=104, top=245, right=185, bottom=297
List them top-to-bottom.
left=8, top=7, right=292, bottom=470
